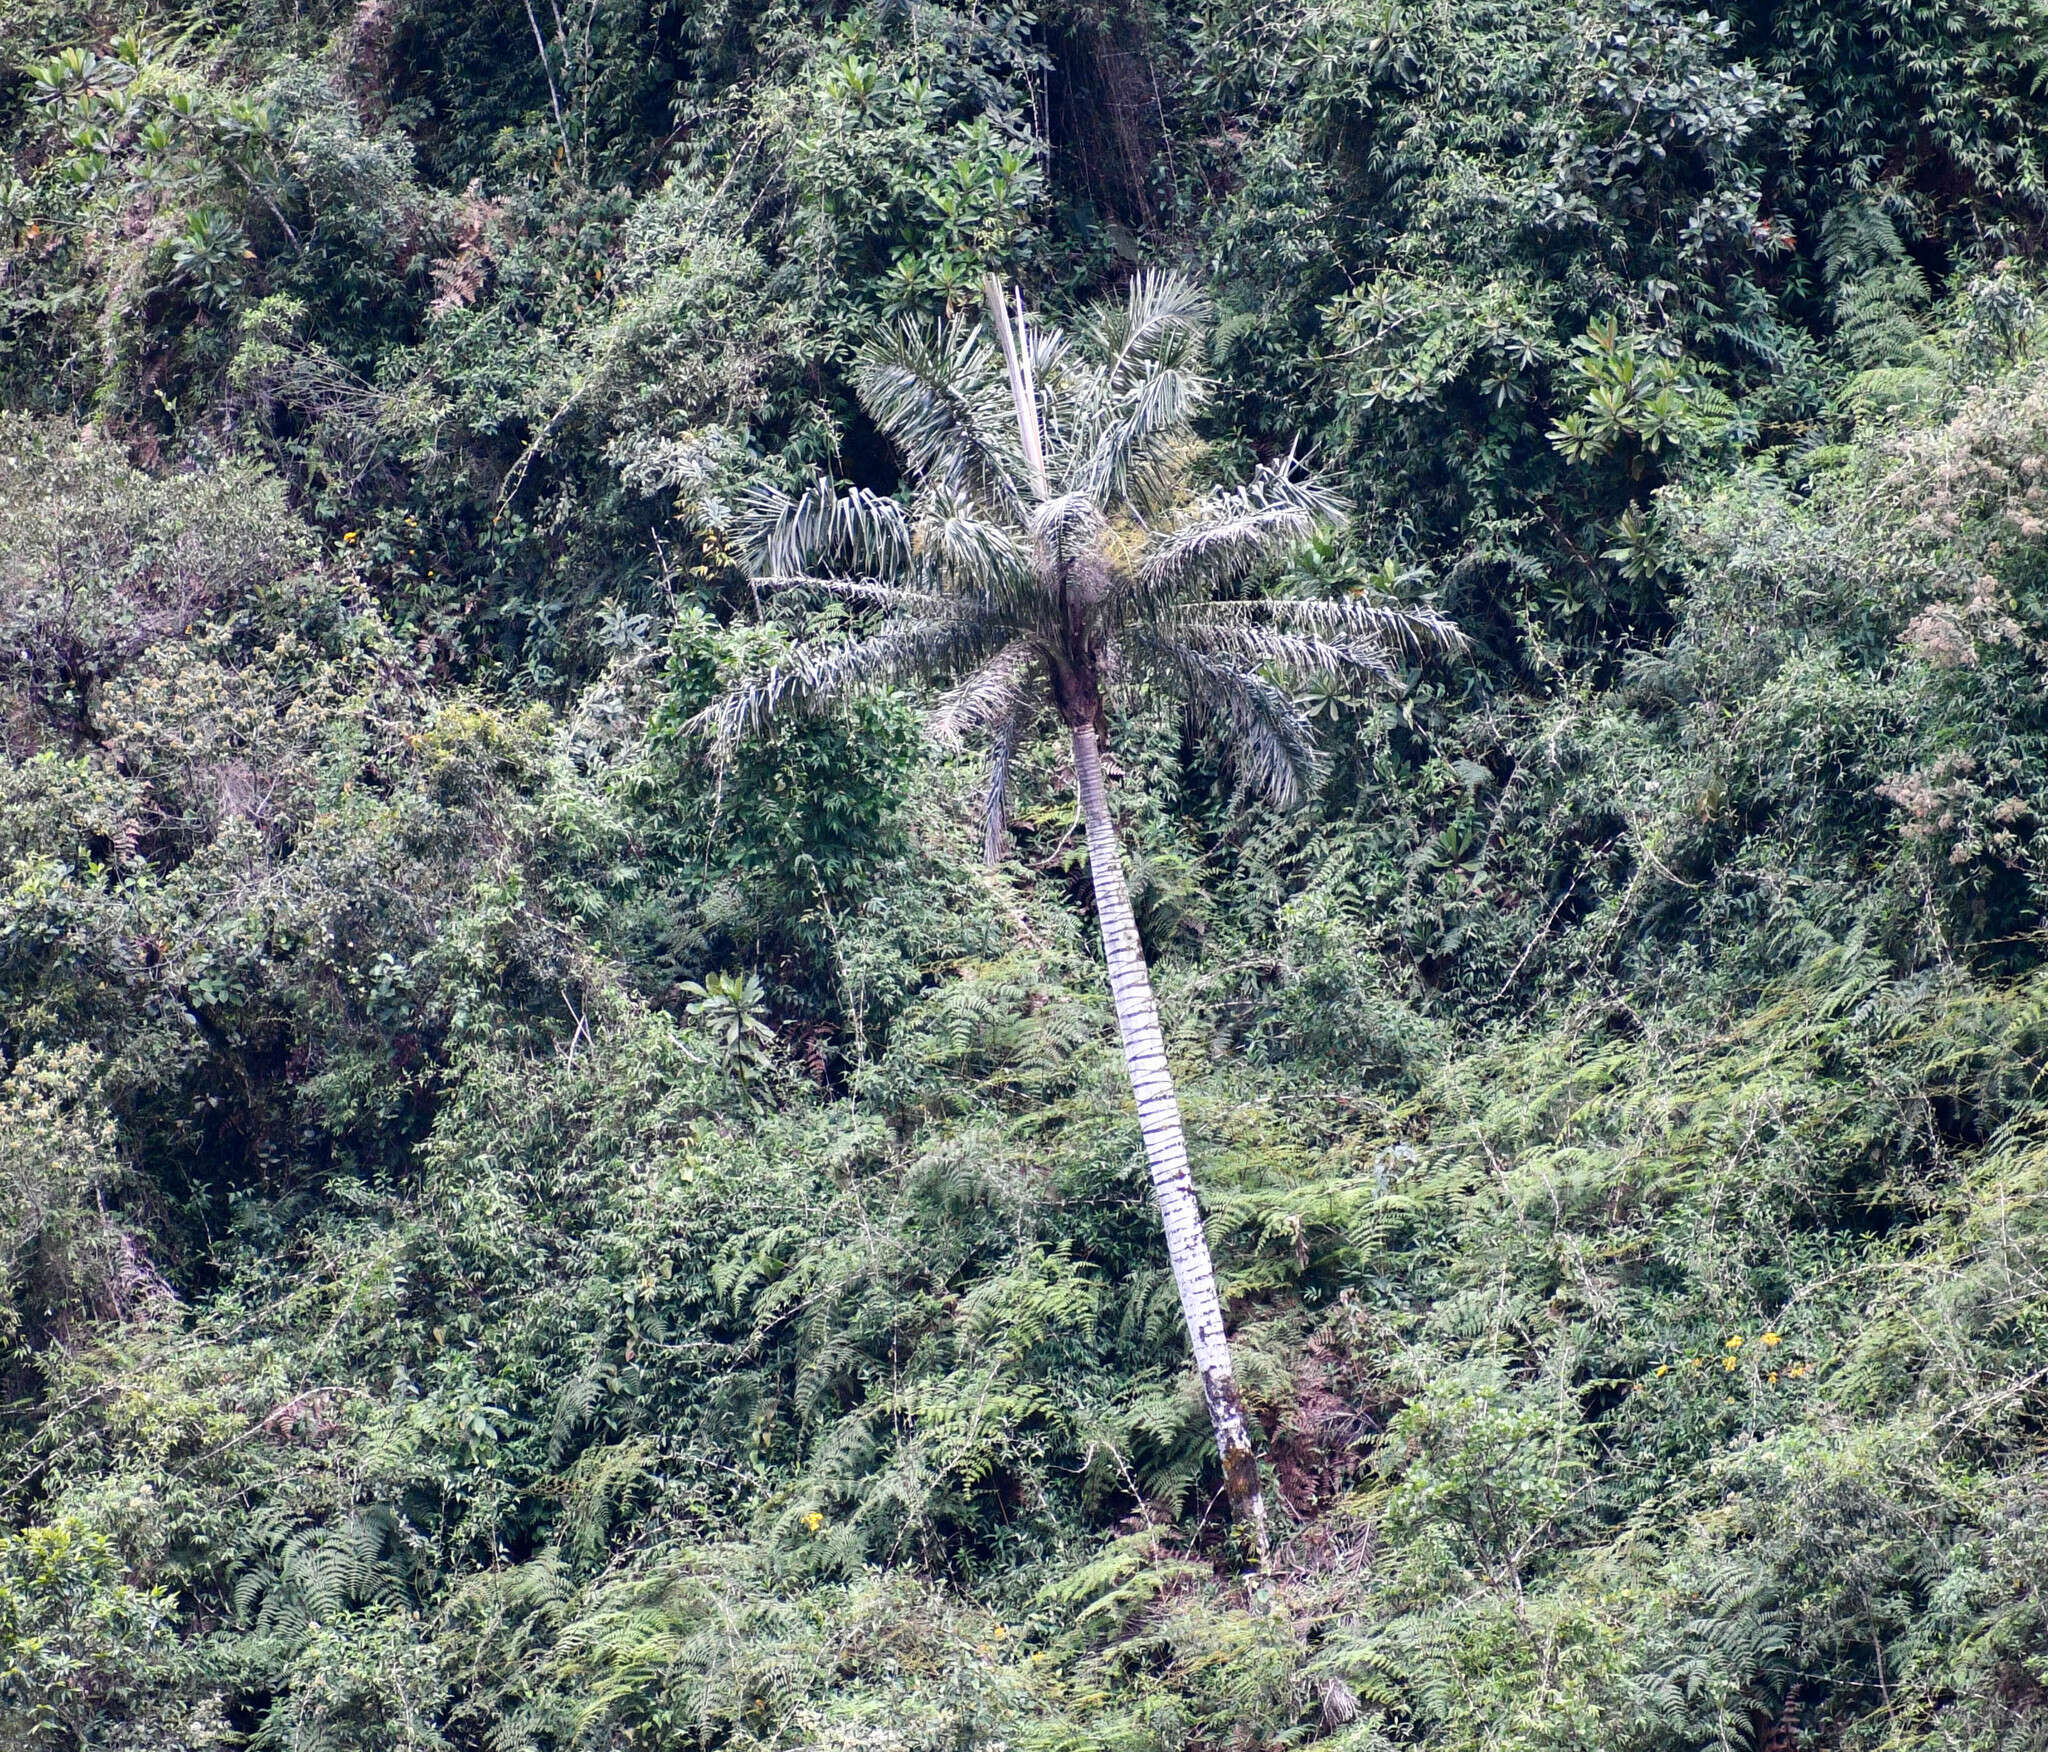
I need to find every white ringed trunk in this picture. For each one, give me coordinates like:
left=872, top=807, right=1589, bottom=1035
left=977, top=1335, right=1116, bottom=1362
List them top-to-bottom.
left=1070, top=722, right=1267, bottom=1558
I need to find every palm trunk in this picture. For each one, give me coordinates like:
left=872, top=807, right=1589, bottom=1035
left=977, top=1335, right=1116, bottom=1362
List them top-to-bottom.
left=1070, top=722, right=1268, bottom=1558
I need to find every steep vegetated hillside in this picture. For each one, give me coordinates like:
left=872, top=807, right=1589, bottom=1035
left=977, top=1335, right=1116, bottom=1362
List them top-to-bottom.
left=3, top=0, right=2048, bottom=1746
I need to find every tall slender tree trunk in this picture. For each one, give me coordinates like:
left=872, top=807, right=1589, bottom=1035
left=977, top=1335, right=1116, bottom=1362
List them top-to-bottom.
left=1070, top=722, right=1268, bottom=1558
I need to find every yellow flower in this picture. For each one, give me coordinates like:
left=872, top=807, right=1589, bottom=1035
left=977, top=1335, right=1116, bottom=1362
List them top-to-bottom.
left=342, top=531, right=358, bottom=543
left=1761, top=1331, right=1781, bottom=1346
left=1725, top=1335, right=1743, bottom=1350
left=1723, top=1356, right=1737, bottom=1371
left=1690, top=1357, right=1703, bottom=1369
left=1788, top=1362, right=1808, bottom=1378
left=1655, top=1364, right=1668, bottom=1377
left=1768, top=1371, right=1778, bottom=1384
left=802, top=1511, right=823, bottom=1532
left=992, top=1625, right=1006, bottom=1638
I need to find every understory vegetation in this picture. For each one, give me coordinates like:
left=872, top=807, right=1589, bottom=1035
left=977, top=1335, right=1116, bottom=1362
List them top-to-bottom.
left=4, top=0, right=2048, bottom=1746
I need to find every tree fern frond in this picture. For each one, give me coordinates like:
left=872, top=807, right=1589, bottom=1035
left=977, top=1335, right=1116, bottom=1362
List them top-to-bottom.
left=549, top=1360, right=612, bottom=1469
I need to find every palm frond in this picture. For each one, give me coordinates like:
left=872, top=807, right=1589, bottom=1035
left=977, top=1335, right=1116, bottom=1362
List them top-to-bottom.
left=1079, top=271, right=1211, bottom=396
left=1057, top=272, right=1211, bottom=505
left=984, top=274, right=1051, bottom=501
left=856, top=316, right=1025, bottom=514
left=1022, top=319, right=1077, bottom=443
left=1065, top=361, right=1208, bottom=509
left=1111, top=433, right=1204, bottom=522
left=1135, top=461, right=1347, bottom=603
left=740, top=479, right=912, bottom=577
left=914, top=490, right=1037, bottom=605
left=753, top=574, right=953, bottom=615
left=1176, top=594, right=1467, bottom=658
left=689, top=617, right=1012, bottom=744
left=1160, top=617, right=1400, bottom=684
left=1125, top=630, right=1321, bottom=808
left=926, top=640, right=1043, bottom=866
left=928, top=643, right=1039, bottom=748
left=981, top=687, right=1038, bottom=868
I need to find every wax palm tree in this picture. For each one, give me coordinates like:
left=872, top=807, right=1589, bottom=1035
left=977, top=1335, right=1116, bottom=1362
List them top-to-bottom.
left=697, top=273, right=1463, bottom=1553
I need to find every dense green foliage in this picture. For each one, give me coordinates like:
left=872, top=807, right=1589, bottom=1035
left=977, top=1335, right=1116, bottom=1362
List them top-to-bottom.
left=5, top=0, right=2048, bottom=1745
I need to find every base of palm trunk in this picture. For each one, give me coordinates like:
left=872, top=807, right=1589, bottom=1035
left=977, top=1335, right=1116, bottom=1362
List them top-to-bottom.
left=1213, top=1400, right=1270, bottom=1565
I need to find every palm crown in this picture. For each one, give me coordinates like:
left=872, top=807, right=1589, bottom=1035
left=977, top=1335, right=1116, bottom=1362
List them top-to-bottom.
left=697, top=272, right=1463, bottom=841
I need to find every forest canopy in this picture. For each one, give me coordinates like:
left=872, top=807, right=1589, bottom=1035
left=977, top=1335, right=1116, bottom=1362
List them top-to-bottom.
left=4, top=0, right=2048, bottom=1746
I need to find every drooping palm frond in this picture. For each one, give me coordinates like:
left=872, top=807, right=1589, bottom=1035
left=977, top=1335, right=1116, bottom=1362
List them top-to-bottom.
left=856, top=317, right=1025, bottom=513
left=1135, top=461, right=1347, bottom=603
left=741, top=479, right=913, bottom=577
left=914, top=489, right=1037, bottom=605
left=750, top=574, right=954, bottom=615
left=1176, top=593, right=1467, bottom=659
left=1158, top=615, right=1400, bottom=684
left=688, top=617, right=1014, bottom=745
left=1125, top=630, right=1321, bottom=808
left=927, top=643, right=1038, bottom=748
left=927, top=644, right=1043, bottom=866
left=982, top=688, right=1040, bottom=867
left=984, top=728, right=1018, bottom=866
